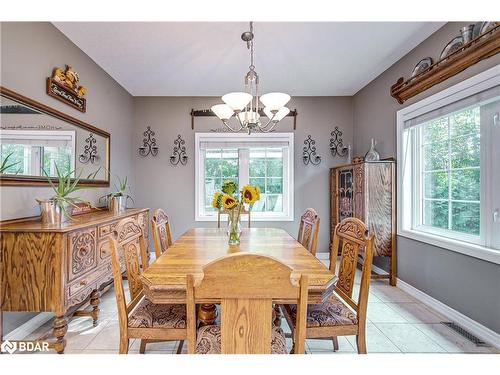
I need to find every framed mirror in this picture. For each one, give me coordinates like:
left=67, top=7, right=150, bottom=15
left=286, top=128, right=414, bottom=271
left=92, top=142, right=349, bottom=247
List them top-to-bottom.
left=0, top=86, right=110, bottom=186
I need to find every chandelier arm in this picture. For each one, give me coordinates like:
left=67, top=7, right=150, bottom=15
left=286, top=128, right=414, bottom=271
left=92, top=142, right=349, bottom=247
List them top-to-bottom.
left=258, top=112, right=277, bottom=131
left=222, top=120, right=242, bottom=132
left=259, top=120, right=279, bottom=133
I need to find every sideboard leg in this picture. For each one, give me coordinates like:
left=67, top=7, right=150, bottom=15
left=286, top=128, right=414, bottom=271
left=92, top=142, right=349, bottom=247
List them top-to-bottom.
left=90, top=289, right=101, bottom=326
left=53, top=316, right=68, bottom=354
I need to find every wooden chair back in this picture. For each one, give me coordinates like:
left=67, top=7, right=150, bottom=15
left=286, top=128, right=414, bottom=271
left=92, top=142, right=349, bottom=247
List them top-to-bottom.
left=151, top=208, right=173, bottom=259
left=217, top=208, right=251, bottom=229
left=297, top=208, right=320, bottom=255
left=109, top=217, right=150, bottom=334
left=329, top=217, right=374, bottom=327
left=186, top=253, right=309, bottom=354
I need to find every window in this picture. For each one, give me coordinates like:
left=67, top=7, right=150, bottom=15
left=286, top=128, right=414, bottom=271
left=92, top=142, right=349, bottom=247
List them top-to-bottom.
left=398, top=65, right=500, bottom=264
left=0, top=130, right=75, bottom=177
left=195, top=133, right=294, bottom=221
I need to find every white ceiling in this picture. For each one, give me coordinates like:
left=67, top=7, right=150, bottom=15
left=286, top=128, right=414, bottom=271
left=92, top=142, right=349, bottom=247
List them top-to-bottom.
left=53, top=22, right=445, bottom=96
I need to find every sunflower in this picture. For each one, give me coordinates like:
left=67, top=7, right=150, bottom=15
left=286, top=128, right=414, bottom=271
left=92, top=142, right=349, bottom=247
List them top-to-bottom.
left=241, top=185, right=259, bottom=204
left=211, top=191, right=223, bottom=209
left=221, top=194, right=238, bottom=209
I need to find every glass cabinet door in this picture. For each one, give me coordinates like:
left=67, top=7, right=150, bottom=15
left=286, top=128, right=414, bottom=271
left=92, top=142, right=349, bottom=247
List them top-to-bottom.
left=338, top=168, right=354, bottom=221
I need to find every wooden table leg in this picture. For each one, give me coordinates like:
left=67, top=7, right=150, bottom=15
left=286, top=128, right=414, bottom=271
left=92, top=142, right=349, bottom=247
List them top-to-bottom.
left=198, top=304, right=217, bottom=326
left=52, top=316, right=67, bottom=354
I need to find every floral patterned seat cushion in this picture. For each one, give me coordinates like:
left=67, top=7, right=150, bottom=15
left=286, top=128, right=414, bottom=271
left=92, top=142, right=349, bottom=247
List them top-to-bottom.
left=284, top=294, right=357, bottom=328
left=128, top=298, right=186, bottom=329
left=195, top=325, right=287, bottom=354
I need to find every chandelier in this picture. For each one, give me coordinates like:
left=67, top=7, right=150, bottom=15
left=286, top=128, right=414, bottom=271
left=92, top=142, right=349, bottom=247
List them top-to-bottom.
left=211, top=22, right=291, bottom=134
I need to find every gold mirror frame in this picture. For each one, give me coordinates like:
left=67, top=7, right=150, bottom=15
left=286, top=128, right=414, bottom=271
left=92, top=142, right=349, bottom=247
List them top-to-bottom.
left=0, top=86, right=110, bottom=187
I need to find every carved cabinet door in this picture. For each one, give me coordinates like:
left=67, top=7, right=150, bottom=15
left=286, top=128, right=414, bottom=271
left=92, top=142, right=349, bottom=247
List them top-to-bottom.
left=67, top=228, right=98, bottom=281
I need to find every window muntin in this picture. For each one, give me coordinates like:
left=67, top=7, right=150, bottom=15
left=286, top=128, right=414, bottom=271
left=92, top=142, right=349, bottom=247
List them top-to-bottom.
left=419, top=106, right=481, bottom=237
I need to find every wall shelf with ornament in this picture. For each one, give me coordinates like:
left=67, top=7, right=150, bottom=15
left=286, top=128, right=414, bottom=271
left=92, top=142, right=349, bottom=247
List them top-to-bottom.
left=390, top=24, right=500, bottom=104
left=46, top=65, right=87, bottom=112
left=190, top=108, right=298, bottom=130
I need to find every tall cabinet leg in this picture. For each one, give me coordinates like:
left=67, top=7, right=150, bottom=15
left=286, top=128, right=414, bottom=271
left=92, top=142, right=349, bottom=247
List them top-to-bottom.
left=53, top=316, right=68, bottom=354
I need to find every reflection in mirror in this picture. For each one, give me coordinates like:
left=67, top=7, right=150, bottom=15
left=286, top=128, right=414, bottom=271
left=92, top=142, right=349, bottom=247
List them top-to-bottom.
left=0, top=88, right=110, bottom=186
left=0, top=129, right=76, bottom=177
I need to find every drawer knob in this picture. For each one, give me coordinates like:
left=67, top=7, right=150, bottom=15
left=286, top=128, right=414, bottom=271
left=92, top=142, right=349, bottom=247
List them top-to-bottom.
left=80, top=279, right=88, bottom=286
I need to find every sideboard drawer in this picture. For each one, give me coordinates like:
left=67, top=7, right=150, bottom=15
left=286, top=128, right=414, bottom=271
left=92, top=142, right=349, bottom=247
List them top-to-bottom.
left=67, top=228, right=98, bottom=282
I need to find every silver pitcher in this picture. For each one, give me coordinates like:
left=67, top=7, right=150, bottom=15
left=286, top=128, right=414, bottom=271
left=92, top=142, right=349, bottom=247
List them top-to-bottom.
left=108, top=196, right=126, bottom=213
left=37, top=199, right=68, bottom=225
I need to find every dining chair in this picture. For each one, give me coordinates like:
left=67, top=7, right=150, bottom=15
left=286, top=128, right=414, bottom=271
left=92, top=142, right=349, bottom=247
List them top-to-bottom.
left=151, top=208, right=173, bottom=259
left=217, top=208, right=251, bottom=229
left=297, top=208, right=320, bottom=255
left=109, top=217, right=187, bottom=354
left=283, top=217, right=375, bottom=354
left=185, top=253, right=309, bottom=354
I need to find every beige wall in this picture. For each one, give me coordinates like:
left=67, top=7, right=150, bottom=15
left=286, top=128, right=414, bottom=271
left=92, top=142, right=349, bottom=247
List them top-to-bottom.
left=0, top=22, right=135, bottom=220
left=0, top=22, right=135, bottom=334
left=352, top=22, right=500, bottom=333
left=133, top=96, right=354, bottom=253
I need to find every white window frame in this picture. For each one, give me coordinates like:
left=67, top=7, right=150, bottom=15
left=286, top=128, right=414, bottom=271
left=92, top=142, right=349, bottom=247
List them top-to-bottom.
left=397, top=64, right=500, bottom=265
left=0, top=130, right=76, bottom=176
left=195, top=132, right=294, bottom=222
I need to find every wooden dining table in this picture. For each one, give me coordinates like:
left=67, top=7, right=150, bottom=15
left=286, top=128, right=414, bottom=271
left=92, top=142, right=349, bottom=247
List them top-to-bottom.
left=140, top=227, right=336, bottom=325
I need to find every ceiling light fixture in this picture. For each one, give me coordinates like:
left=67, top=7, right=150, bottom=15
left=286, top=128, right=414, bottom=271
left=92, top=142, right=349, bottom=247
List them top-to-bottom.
left=211, top=22, right=291, bottom=134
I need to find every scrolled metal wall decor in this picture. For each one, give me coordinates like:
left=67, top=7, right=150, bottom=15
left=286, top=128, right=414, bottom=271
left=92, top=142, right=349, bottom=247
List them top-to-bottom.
left=138, top=126, right=159, bottom=157
left=329, top=126, right=349, bottom=158
left=79, top=133, right=98, bottom=164
left=170, top=134, right=188, bottom=166
left=302, top=135, right=321, bottom=166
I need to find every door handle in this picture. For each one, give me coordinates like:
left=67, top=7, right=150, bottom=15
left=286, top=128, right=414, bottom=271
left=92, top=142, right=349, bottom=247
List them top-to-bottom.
left=494, top=209, right=499, bottom=223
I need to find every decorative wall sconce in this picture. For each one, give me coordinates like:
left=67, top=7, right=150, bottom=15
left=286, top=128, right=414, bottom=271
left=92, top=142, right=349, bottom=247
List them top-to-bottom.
left=138, top=126, right=159, bottom=157
left=329, top=126, right=350, bottom=158
left=79, top=133, right=98, bottom=164
left=170, top=135, right=188, bottom=166
left=302, top=135, right=321, bottom=166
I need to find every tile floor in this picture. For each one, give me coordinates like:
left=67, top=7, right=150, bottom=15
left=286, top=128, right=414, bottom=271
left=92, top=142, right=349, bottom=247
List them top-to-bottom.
left=19, top=265, right=498, bottom=355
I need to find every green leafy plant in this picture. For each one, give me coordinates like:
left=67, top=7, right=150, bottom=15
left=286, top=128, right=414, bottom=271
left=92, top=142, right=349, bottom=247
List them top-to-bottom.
left=0, top=152, right=21, bottom=174
left=38, top=164, right=96, bottom=218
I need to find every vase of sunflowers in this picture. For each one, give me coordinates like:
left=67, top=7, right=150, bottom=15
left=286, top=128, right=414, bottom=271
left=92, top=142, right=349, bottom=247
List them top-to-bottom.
left=212, top=180, right=260, bottom=245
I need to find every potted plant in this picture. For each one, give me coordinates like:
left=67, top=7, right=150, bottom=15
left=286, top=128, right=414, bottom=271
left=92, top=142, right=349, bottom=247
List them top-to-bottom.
left=37, top=165, right=94, bottom=225
left=100, top=175, right=133, bottom=213
left=211, top=180, right=260, bottom=245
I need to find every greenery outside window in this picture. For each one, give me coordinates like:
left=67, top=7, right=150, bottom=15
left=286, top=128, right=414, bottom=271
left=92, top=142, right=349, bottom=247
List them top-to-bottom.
left=397, top=66, right=500, bottom=264
left=195, top=133, right=294, bottom=221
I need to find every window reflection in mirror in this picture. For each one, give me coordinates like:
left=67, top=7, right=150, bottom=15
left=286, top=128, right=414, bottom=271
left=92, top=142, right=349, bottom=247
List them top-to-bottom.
left=0, top=93, right=108, bottom=182
left=0, top=130, right=75, bottom=177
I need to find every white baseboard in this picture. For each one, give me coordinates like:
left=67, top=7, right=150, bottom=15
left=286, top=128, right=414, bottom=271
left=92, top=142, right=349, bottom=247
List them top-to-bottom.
left=316, top=252, right=500, bottom=349
left=396, top=278, right=500, bottom=349
left=3, top=312, right=53, bottom=341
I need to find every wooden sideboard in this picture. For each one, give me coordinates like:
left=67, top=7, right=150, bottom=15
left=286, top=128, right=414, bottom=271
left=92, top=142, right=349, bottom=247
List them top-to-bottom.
left=330, top=161, right=396, bottom=285
left=0, top=208, right=149, bottom=353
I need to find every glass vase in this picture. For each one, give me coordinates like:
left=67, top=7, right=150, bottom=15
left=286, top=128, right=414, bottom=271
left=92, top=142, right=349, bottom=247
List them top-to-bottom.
left=227, top=209, right=242, bottom=245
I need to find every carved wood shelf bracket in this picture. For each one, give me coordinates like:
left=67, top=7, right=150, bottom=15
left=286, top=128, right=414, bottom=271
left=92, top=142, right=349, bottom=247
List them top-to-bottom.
left=390, top=25, right=500, bottom=104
